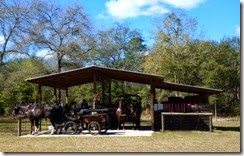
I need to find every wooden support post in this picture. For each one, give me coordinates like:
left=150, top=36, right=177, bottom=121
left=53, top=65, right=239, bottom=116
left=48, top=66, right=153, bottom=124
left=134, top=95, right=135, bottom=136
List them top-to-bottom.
left=93, top=74, right=97, bottom=109
left=101, top=77, right=105, bottom=105
left=108, top=79, right=111, bottom=105
left=150, top=82, right=155, bottom=131
left=38, top=85, right=42, bottom=104
left=54, top=88, right=57, bottom=104
left=65, top=88, right=69, bottom=104
left=58, top=89, right=61, bottom=104
left=18, top=118, right=21, bottom=136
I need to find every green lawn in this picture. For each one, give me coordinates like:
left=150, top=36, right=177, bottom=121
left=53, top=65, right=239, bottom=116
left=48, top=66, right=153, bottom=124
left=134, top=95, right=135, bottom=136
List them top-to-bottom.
left=0, top=116, right=240, bottom=152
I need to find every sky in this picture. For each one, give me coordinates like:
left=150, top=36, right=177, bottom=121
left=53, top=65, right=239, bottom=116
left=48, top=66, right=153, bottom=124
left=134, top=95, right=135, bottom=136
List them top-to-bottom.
left=0, top=0, right=241, bottom=51
left=75, top=0, right=240, bottom=46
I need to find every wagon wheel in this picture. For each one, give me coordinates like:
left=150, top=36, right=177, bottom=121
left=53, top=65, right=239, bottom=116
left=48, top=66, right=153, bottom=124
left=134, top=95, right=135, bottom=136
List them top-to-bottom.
left=64, top=121, right=77, bottom=135
left=88, top=121, right=101, bottom=135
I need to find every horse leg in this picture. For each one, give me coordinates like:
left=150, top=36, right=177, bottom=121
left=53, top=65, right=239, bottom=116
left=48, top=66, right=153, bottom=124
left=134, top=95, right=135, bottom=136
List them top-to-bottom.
left=136, top=115, right=140, bottom=130
left=117, top=116, right=120, bottom=130
left=131, top=116, right=135, bottom=130
left=122, top=118, right=125, bottom=130
left=33, top=119, right=40, bottom=135
left=132, top=119, right=135, bottom=130
left=50, top=120, right=57, bottom=135
left=59, top=123, right=63, bottom=134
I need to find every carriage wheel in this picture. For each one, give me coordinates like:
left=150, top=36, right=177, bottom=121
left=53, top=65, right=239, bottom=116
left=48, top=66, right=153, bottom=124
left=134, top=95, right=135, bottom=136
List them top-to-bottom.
left=64, top=121, right=77, bottom=135
left=88, top=121, right=101, bottom=135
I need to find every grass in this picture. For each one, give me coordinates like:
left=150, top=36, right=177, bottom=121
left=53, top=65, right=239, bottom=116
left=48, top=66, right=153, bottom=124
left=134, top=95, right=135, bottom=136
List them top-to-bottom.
left=0, top=116, right=240, bottom=152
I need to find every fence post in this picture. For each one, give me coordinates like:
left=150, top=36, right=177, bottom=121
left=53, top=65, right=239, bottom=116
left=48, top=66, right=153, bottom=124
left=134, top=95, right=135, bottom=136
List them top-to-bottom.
left=161, top=113, right=164, bottom=131
left=209, top=115, right=212, bottom=132
left=18, top=118, right=21, bottom=136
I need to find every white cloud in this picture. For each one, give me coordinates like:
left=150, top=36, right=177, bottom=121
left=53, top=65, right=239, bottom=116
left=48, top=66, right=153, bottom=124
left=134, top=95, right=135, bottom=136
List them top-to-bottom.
left=102, top=0, right=205, bottom=20
left=160, top=0, right=205, bottom=10
left=235, top=26, right=240, bottom=36
left=0, top=36, right=5, bottom=45
left=36, top=49, right=55, bottom=59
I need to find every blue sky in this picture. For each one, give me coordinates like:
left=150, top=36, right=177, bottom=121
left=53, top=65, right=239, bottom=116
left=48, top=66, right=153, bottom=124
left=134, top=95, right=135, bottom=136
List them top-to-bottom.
left=0, top=0, right=240, bottom=48
left=74, top=0, right=240, bottom=46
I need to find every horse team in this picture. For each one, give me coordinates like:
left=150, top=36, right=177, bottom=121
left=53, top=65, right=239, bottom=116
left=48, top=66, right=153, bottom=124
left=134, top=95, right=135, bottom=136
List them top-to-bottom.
left=12, top=97, right=142, bottom=135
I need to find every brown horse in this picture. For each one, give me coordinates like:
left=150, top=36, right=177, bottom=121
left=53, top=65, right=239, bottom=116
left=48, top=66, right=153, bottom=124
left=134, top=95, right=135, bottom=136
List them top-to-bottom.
left=116, top=99, right=142, bottom=130
left=12, top=103, right=65, bottom=135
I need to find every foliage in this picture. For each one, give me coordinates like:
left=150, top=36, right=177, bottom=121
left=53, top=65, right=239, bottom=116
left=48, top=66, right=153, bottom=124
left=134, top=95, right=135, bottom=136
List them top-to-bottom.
left=143, top=12, right=240, bottom=116
left=0, top=58, right=48, bottom=114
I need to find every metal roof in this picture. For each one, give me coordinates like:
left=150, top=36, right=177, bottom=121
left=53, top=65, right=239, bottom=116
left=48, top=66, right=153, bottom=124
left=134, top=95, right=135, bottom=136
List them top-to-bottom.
left=26, top=65, right=222, bottom=95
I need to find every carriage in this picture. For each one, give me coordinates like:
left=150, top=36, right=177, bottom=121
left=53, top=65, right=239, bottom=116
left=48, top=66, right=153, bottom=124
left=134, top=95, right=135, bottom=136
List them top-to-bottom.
left=64, top=108, right=111, bottom=135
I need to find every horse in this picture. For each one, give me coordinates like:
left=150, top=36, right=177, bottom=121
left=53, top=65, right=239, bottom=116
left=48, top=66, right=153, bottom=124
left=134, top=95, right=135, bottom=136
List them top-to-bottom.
left=116, top=99, right=142, bottom=130
left=12, top=103, right=65, bottom=135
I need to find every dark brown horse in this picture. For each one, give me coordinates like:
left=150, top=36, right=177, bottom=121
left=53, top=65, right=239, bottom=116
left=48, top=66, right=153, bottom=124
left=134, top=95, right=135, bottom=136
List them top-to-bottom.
left=116, top=99, right=142, bottom=130
left=12, top=103, right=65, bottom=135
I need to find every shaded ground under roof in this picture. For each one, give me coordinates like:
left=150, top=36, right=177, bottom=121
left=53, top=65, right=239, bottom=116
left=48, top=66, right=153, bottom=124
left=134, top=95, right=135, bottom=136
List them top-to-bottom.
left=26, top=66, right=222, bottom=95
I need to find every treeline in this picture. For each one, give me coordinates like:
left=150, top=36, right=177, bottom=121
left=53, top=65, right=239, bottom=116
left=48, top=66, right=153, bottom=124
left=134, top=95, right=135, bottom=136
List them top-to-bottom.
left=0, top=0, right=240, bottom=116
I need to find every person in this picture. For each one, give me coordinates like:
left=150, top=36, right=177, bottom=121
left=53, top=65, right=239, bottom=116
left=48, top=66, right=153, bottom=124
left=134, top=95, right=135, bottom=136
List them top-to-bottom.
left=81, top=99, right=89, bottom=109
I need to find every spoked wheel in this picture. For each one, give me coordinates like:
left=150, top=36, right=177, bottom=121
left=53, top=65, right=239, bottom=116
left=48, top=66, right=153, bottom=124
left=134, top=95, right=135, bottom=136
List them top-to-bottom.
left=64, top=121, right=77, bottom=135
left=88, top=121, right=101, bottom=135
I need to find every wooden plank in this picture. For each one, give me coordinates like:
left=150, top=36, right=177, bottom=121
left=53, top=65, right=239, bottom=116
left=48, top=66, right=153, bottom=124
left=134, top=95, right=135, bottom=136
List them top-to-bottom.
left=150, top=82, right=155, bottom=131
left=38, top=85, right=42, bottom=104
left=65, top=88, right=69, bottom=104
left=162, top=112, right=213, bottom=116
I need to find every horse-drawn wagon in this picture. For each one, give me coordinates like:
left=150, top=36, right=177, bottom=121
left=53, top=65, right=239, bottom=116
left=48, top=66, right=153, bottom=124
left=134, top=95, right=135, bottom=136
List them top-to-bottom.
left=75, top=108, right=110, bottom=135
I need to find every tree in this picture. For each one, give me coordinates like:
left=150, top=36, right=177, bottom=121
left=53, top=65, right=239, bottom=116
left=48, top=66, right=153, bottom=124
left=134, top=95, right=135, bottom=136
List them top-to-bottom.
left=0, top=0, right=36, bottom=66
left=29, top=0, right=92, bottom=72
left=26, top=1, right=93, bottom=103
left=143, top=11, right=202, bottom=88
left=144, top=11, right=240, bottom=115
left=90, top=23, right=147, bottom=95
left=93, top=23, right=147, bottom=70
left=203, top=37, right=240, bottom=116
left=0, top=58, right=48, bottom=114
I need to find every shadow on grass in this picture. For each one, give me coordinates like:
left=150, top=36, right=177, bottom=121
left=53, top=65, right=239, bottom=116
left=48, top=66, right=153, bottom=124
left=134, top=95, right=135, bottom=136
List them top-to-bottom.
left=213, top=126, right=240, bottom=132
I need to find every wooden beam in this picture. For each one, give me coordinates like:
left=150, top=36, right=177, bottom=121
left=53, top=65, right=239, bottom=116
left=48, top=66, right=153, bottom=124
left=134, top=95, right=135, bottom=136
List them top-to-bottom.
left=93, top=73, right=97, bottom=109
left=101, top=76, right=105, bottom=105
left=109, top=79, right=111, bottom=105
left=150, top=82, right=155, bottom=131
left=38, top=85, right=42, bottom=104
left=54, top=88, right=57, bottom=104
left=65, top=88, right=69, bottom=104
left=58, top=89, right=61, bottom=104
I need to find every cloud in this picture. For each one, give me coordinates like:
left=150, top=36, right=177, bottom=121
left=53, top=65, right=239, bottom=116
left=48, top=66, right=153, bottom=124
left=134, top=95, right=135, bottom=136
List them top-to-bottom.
left=102, top=0, right=205, bottom=20
left=160, top=0, right=205, bottom=10
left=235, top=26, right=240, bottom=36
left=0, top=36, right=5, bottom=45
left=36, top=49, right=55, bottom=59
